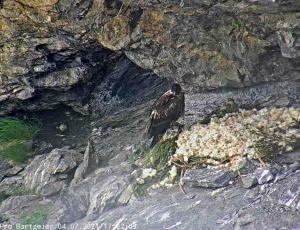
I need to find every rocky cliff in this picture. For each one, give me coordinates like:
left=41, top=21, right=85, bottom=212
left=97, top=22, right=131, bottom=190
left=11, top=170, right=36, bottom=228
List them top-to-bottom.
left=0, top=0, right=300, bottom=229
left=1, top=0, right=299, bottom=116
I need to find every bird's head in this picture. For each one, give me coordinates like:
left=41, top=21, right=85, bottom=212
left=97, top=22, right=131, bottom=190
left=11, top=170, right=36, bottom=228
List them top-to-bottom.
left=170, top=83, right=182, bottom=95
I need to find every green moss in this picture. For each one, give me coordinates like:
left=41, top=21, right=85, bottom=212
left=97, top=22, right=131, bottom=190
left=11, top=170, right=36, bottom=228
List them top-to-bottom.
left=232, top=19, right=243, bottom=30
left=0, top=117, right=39, bottom=163
left=0, top=117, right=38, bottom=141
left=251, top=131, right=280, bottom=160
left=130, top=138, right=178, bottom=196
left=145, top=138, right=177, bottom=171
left=1, top=142, right=30, bottom=163
left=0, top=186, right=35, bottom=203
left=8, top=186, right=35, bottom=196
left=21, top=206, right=49, bottom=226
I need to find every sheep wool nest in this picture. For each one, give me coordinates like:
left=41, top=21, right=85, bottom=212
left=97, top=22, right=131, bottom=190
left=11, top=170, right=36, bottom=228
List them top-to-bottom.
left=172, top=107, right=300, bottom=170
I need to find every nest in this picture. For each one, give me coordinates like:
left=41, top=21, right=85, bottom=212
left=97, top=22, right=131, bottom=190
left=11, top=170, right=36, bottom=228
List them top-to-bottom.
left=170, top=107, right=300, bottom=170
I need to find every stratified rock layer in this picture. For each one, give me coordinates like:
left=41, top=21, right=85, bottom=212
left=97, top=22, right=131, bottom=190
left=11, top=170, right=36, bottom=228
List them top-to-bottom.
left=1, top=0, right=300, bottom=117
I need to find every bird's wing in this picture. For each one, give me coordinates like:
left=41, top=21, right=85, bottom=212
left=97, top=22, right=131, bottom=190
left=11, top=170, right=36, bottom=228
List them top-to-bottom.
left=152, top=90, right=175, bottom=110
left=146, top=93, right=184, bottom=141
left=152, top=94, right=182, bottom=120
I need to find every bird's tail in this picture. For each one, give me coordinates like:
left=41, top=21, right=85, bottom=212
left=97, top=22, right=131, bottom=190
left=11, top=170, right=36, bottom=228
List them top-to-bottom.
left=143, top=112, right=160, bottom=147
left=145, top=112, right=154, bottom=138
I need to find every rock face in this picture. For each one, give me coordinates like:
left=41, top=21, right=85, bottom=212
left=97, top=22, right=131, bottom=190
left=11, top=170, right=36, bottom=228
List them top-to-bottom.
left=0, top=0, right=118, bottom=114
left=1, top=0, right=299, bottom=117
left=1, top=0, right=300, bottom=229
left=92, top=0, right=300, bottom=97
left=90, top=57, right=168, bottom=117
left=45, top=122, right=300, bottom=230
left=23, top=147, right=83, bottom=196
left=47, top=164, right=132, bottom=224
left=182, top=168, right=237, bottom=188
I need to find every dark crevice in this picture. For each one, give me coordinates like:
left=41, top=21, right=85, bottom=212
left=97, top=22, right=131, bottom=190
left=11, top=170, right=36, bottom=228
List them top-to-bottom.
left=0, top=0, right=4, bottom=9
left=104, top=0, right=122, bottom=10
left=129, top=8, right=144, bottom=31
left=89, top=56, right=169, bottom=117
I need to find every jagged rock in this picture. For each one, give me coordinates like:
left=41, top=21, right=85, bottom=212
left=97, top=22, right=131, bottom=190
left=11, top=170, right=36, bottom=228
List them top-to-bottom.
left=0, top=0, right=117, bottom=115
left=1, top=0, right=300, bottom=118
left=90, top=57, right=168, bottom=117
left=89, top=102, right=161, bottom=167
left=33, top=141, right=54, bottom=155
left=71, top=142, right=93, bottom=185
left=23, top=147, right=83, bottom=196
left=275, top=151, right=300, bottom=164
left=238, top=159, right=261, bottom=175
left=0, top=161, right=10, bottom=181
left=288, top=162, right=300, bottom=173
left=47, top=164, right=131, bottom=224
left=6, top=165, right=25, bottom=177
left=240, top=165, right=282, bottom=188
left=255, top=167, right=279, bottom=185
left=72, top=168, right=300, bottom=229
left=182, top=168, right=237, bottom=188
left=271, top=171, right=300, bottom=210
left=86, top=175, right=129, bottom=220
left=241, top=175, right=258, bottom=189
left=0, top=176, right=23, bottom=187
left=118, top=184, right=134, bottom=205
left=0, top=195, right=53, bottom=226
left=0, top=195, right=40, bottom=214
left=236, top=213, right=255, bottom=227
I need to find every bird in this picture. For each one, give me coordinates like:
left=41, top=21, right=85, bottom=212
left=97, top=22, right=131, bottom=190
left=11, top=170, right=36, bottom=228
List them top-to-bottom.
left=146, top=83, right=185, bottom=146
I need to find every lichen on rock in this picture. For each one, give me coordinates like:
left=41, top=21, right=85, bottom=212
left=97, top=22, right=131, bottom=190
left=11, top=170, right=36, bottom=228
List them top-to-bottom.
left=98, top=15, right=131, bottom=50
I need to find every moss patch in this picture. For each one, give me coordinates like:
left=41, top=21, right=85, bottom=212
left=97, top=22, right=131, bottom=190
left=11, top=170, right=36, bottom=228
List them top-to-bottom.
left=99, top=15, right=130, bottom=50
left=232, top=19, right=243, bottom=30
left=0, top=117, right=39, bottom=163
left=131, top=138, right=178, bottom=196
left=145, top=138, right=177, bottom=171
left=0, top=186, right=35, bottom=203
left=21, top=206, right=49, bottom=226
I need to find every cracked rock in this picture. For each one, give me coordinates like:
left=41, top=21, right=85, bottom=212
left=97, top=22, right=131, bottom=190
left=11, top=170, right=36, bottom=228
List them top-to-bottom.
left=23, top=147, right=83, bottom=196
left=182, top=168, right=237, bottom=188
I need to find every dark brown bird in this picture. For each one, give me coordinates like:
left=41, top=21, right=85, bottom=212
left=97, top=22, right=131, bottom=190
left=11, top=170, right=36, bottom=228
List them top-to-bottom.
left=146, top=83, right=185, bottom=145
